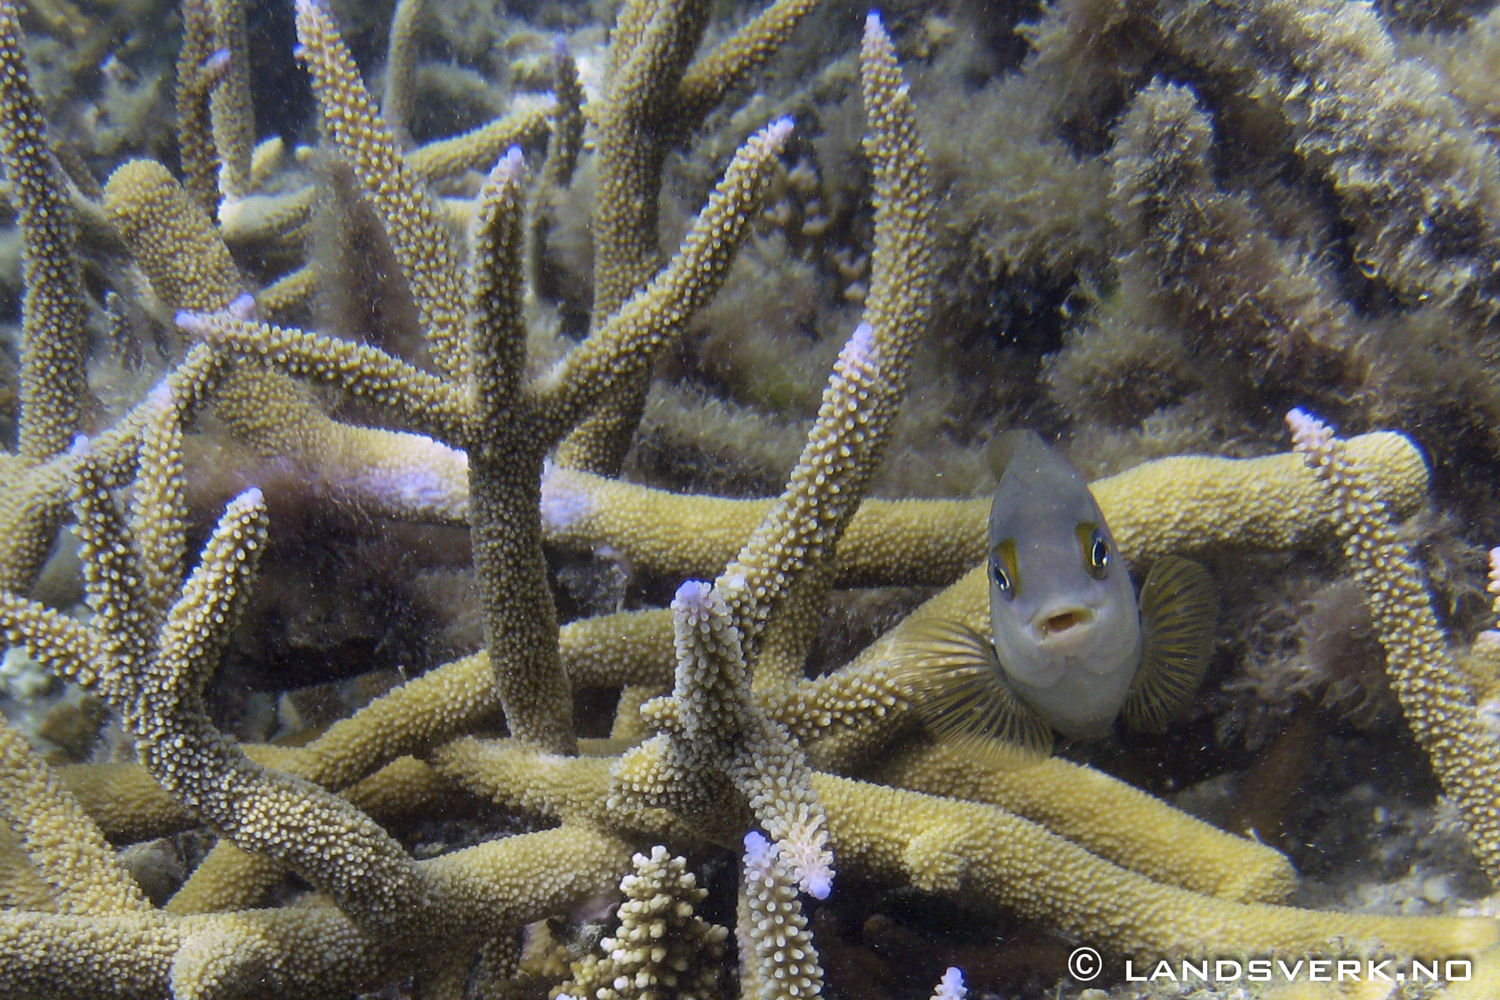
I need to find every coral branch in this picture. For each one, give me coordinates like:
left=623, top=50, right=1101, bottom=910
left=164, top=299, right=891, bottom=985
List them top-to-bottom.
left=0, top=0, right=88, bottom=464
left=175, top=0, right=221, bottom=213
left=207, top=0, right=254, bottom=202
left=293, top=0, right=469, bottom=381
left=379, top=0, right=424, bottom=145
left=558, top=0, right=815, bottom=473
left=404, top=103, right=554, bottom=181
left=533, top=117, right=793, bottom=439
left=469, top=147, right=529, bottom=421
left=182, top=313, right=473, bottom=444
left=1288, top=407, right=1500, bottom=884
left=0, top=719, right=148, bottom=915
left=739, top=832, right=823, bottom=1000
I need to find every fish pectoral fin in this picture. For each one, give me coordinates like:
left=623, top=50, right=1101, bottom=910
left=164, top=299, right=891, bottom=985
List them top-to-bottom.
left=1124, top=555, right=1219, bottom=733
left=891, top=616, right=1053, bottom=767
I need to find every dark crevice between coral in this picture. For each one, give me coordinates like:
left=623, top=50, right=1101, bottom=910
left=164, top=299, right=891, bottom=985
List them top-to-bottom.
left=816, top=877, right=1072, bottom=1000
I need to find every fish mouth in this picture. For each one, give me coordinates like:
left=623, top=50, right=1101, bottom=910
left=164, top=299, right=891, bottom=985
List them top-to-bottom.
left=1032, top=604, right=1096, bottom=640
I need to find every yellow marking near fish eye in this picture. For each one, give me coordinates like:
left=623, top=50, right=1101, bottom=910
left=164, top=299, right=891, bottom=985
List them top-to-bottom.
left=1076, top=521, right=1109, bottom=579
left=991, top=538, right=1019, bottom=599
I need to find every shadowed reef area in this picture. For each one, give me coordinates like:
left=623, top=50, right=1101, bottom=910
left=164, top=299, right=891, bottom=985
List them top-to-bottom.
left=7, top=0, right=1500, bottom=998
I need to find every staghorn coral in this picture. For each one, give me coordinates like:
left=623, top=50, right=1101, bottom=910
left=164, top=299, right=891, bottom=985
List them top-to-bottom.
left=4, top=0, right=1500, bottom=999
left=554, top=0, right=820, bottom=475
left=0, top=374, right=636, bottom=1000
left=1288, top=408, right=1500, bottom=883
left=435, top=741, right=1497, bottom=960
left=738, top=830, right=823, bottom=1000
left=557, top=845, right=729, bottom=1000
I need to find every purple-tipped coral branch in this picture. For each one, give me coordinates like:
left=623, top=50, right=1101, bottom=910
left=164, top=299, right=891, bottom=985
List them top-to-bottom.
left=194, top=0, right=795, bottom=759
left=557, top=0, right=819, bottom=474
left=1288, top=407, right=1500, bottom=882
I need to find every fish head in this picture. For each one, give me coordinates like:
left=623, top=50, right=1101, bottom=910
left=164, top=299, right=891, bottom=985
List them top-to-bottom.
left=987, top=431, right=1142, bottom=738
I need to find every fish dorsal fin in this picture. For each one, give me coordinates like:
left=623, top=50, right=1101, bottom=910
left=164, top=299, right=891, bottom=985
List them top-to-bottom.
left=989, top=429, right=1042, bottom=481
left=1123, top=556, right=1219, bottom=733
left=893, top=616, right=1054, bottom=767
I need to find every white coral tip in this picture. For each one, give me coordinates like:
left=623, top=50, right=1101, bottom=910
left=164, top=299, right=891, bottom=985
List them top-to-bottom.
left=203, top=48, right=232, bottom=76
left=496, top=145, right=526, bottom=181
left=228, top=293, right=257, bottom=320
left=174, top=310, right=209, bottom=336
left=836, top=322, right=877, bottom=374
left=146, top=379, right=174, bottom=411
left=1285, top=407, right=1332, bottom=453
left=672, top=580, right=714, bottom=614
left=779, top=829, right=835, bottom=898
left=743, top=831, right=775, bottom=873
left=803, top=867, right=832, bottom=900
left=931, top=967, right=965, bottom=1000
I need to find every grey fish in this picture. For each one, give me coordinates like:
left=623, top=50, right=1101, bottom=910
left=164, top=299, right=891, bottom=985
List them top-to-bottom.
left=896, top=430, right=1218, bottom=765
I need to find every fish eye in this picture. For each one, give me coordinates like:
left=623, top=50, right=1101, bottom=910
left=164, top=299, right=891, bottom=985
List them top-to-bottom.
left=1077, top=522, right=1110, bottom=580
left=1086, top=529, right=1109, bottom=579
left=990, top=540, right=1018, bottom=600
left=990, top=556, right=1014, bottom=599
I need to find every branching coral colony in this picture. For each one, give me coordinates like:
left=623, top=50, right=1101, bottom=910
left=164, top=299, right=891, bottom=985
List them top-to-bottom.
left=3, top=0, right=1500, bottom=997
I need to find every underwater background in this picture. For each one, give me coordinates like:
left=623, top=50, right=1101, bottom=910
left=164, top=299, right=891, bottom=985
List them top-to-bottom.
left=5, top=0, right=1500, bottom=997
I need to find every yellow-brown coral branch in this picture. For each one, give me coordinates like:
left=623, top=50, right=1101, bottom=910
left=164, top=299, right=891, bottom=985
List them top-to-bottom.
left=0, top=0, right=88, bottom=464
left=174, top=0, right=220, bottom=214
left=208, top=0, right=254, bottom=202
left=293, top=0, right=469, bottom=382
left=380, top=0, right=424, bottom=146
left=558, top=0, right=814, bottom=474
left=676, top=0, right=818, bottom=126
left=719, top=15, right=934, bottom=678
left=405, top=102, right=554, bottom=181
left=531, top=117, right=792, bottom=441
left=469, top=149, right=528, bottom=421
left=186, top=315, right=473, bottom=444
left=1290, top=408, right=1500, bottom=884
left=542, top=432, right=1427, bottom=586
left=0, top=719, right=148, bottom=915
left=437, top=740, right=1497, bottom=961
left=865, top=742, right=1295, bottom=903
left=813, top=773, right=1494, bottom=960
left=0, top=825, right=633, bottom=1000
